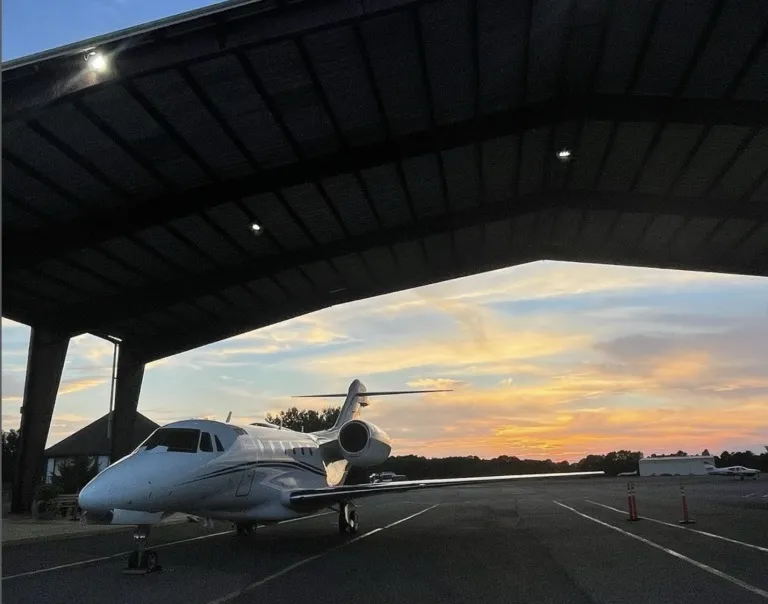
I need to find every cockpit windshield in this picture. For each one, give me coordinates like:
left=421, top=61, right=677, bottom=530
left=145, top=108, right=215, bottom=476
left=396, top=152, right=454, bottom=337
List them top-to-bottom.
left=139, top=428, right=201, bottom=453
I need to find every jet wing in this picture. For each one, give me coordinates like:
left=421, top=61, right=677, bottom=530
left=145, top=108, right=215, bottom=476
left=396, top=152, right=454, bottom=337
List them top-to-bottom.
left=287, top=470, right=604, bottom=505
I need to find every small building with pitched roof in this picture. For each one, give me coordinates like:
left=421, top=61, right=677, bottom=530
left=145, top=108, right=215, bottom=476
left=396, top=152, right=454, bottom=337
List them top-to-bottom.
left=43, top=412, right=158, bottom=483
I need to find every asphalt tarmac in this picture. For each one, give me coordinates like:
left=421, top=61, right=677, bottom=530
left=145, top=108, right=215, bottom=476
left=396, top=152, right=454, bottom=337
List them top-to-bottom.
left=3, top=476, right=767, bottom=604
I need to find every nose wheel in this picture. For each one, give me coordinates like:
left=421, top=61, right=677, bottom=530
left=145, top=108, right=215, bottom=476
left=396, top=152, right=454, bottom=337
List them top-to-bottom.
left=338, top=502, right=359, bottom=534
left=123, top=525, right=161, bottom=575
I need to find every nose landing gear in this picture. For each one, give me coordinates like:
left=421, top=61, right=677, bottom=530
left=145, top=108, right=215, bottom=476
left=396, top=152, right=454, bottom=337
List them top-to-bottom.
left=123, top=524, right=161, bottom=575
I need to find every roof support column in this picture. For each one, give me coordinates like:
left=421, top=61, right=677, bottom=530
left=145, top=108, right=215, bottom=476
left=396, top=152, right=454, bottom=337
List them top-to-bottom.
left=11, top=328, right=70, bottom=513
left=109, top=347, right=146, bottom=465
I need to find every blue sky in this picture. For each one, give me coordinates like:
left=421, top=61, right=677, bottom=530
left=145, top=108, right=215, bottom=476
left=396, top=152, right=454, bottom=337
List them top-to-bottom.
left=2, top=0, right=224, bottom=60
left=3, top=261, right=768, bottom=460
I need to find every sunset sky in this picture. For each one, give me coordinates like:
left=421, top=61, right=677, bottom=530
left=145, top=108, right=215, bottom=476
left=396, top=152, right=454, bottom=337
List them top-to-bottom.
left=3, top=261, right=767, bottom=461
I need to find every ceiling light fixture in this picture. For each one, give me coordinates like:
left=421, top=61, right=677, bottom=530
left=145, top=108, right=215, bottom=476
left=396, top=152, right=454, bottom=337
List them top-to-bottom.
left=85, top=50, right=108, bottom=72
left=556, top=148, right=572, bottom=162
left=250, top=222, right=263, bottom=235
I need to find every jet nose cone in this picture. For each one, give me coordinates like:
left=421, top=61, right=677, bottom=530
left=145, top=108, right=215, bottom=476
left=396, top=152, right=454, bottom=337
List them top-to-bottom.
left=77, top=456, right=168, bottom=513
left=78, top=479, right=110, bottom=514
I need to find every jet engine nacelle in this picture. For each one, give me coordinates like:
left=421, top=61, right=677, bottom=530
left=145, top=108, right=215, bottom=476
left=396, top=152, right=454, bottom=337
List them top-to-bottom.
left=338, top=419, right=392, bottom=467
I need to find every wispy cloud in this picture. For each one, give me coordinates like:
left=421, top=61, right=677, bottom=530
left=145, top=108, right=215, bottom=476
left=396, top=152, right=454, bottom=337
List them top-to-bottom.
left=367, top=262, right=761, bottom=318
left=58, top=377, right=109, bottom=396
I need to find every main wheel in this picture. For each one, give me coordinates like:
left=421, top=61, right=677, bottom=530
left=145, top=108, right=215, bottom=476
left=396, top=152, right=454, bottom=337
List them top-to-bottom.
left=338, top=504, right=359, bottom=534
left=347, top=509, right=358, bottom=534
left=235, top=523, right=252, bottom=536
left=127, top=551, right=139, bottom=569
left=146, top=551, right=159, bottom=572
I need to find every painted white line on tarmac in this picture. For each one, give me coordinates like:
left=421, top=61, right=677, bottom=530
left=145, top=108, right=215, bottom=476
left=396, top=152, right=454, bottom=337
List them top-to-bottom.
left=553, top=500, right=768, bottom=601
left=584, top=500, right=768, bottom=554
left=205, top=504, right=440, bottom=604
left=3, top=512, right=335, bottom=581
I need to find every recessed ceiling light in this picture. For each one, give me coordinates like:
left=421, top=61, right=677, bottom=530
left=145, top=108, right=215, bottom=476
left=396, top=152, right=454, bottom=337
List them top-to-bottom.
left=556, top=148, right=572, bottom=161
left=250, top=222, right=263, bottom=234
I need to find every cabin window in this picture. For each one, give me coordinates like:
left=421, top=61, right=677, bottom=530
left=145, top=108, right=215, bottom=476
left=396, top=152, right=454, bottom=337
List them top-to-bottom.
left=140, top=428, right=201, bottom=453
left=200, top=432, right=213, bottom=452
left=214, top=435, right=225, bottom=452
left=309, top=448, right=313, bottom=456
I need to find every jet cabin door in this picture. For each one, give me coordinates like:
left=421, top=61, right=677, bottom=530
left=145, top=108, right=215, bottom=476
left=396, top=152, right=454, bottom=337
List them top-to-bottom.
left=235, top=435, right=262, bottom=497
left=236, top=469, right=255, bottom=497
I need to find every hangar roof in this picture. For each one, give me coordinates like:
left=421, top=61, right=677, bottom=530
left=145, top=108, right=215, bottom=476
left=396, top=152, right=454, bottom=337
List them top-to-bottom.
left=3, top=0, right=768, bottom=362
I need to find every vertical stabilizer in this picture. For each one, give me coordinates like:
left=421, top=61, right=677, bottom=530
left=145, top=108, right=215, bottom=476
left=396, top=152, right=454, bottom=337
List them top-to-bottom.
left=332, top=379, right=368, bottom=429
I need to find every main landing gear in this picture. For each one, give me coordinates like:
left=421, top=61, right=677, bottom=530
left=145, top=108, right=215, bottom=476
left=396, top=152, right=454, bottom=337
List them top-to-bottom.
left=338, top=501, right=359, bottom=535
left=234, top=522, right=258, bottom=536
left=123, top=524, right=161, bottom=575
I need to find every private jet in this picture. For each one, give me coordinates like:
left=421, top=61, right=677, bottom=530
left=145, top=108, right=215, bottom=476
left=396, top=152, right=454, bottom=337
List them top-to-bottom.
left=78, top=380, right=603, bottom=573
left=705, top=464, right=761, bottom=479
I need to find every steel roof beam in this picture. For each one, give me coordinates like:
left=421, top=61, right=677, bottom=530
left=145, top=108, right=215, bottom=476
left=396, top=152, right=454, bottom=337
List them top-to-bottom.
left=6, top=93, right=767, bottom=272
left=41, top=189, right=767, bottom=333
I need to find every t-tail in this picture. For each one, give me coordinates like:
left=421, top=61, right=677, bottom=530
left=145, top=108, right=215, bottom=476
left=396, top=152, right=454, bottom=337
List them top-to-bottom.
left=293, top=379, right=452, bottom=432
left=293, top=379, right=451, bottom=487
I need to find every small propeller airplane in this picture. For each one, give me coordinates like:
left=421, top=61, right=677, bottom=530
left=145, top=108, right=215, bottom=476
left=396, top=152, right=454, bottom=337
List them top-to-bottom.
left=78, top=379, right=603, bottom=574
left=704, top=464, right=761, bottom=480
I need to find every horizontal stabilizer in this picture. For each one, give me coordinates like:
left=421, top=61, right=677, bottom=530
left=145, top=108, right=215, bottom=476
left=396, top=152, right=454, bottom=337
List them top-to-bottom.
left=303, top=380, right=452, bottom=433
left=293, top=389, right=452, bottom=398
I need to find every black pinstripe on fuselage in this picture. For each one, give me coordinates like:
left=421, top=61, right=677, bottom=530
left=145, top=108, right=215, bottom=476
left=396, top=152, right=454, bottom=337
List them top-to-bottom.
left=181, top=458, right=327, bottom=485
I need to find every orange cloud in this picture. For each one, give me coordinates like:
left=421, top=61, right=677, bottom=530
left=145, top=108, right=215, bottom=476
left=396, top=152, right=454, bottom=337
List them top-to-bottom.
left=57, top=378, right=107, bottom=396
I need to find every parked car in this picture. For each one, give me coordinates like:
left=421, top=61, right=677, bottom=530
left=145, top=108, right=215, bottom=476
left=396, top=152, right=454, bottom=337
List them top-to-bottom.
left=369, top=471, right=407, bottom=483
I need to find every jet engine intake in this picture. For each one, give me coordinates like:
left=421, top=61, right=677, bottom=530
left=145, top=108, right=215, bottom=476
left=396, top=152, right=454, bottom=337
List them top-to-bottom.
left=338, top=420, right=391, bottom=467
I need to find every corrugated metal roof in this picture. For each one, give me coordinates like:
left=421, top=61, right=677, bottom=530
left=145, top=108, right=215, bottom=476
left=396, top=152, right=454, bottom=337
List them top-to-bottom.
left=3, top=0, right=767, bottom=362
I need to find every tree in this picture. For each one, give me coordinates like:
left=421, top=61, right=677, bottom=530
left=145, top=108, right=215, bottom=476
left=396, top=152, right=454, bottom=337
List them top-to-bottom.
left=265, top=406, right=340, bottom=433
left=2, top=429, right=20, bottom=486
left=701, top=449, right=710, bottom=456
left=573, top=450, right=643, bottom=476
left=51, top=457, right=100, bottom=494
